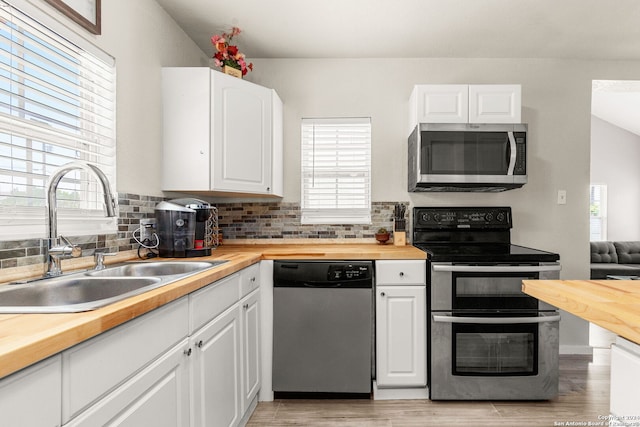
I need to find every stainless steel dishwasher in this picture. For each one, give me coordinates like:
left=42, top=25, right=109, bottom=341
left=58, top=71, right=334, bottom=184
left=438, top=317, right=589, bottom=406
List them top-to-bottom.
left=272, top=260, right=374, bottom=396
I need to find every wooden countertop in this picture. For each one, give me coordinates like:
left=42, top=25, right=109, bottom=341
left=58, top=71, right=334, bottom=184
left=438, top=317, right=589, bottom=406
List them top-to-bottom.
left=0, top=243, right=425, bottom=379
left=522, top=279, right=640, bottom=345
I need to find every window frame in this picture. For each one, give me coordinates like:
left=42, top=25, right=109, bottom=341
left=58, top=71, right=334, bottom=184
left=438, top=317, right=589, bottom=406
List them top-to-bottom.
left=0, top=0, right=116, bottom=240
left=300, top=117, right=372, bottom=225
left=589, top=183, right=607, bottom=241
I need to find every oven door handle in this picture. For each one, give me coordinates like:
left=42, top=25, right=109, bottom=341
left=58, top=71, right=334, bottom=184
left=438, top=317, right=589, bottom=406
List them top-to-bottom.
left=431, top=264, right=561, bottom=273
left=432, top=313, right=561, bottom=324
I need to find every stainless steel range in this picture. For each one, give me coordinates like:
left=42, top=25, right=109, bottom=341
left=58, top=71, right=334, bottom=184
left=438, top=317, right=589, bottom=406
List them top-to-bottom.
left=412, top=206, right=561, bottom=400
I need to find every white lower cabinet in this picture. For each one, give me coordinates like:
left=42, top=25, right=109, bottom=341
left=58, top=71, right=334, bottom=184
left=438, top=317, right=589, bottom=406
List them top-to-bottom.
left=375, top=260, right=427, bottom=393
left=46, top=263, right=262, bottom=427
left=189, top=265, right=261, bottom=427
left=240, top=289, right=261, bottom=410
left=191, top=304, right=242, bottom=427
left=611, top=336, right=640, bottom=424
left=65, top=340, right=190, bottom=427
left=0, top=355, right=61, bottom=427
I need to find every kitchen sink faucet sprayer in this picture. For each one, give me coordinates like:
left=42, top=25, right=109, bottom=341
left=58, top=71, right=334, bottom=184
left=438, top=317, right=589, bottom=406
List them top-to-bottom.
left=44, top=161, right=118, bottom=277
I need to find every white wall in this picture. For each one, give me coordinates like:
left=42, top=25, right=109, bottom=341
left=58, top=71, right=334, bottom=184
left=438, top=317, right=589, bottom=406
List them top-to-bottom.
left=591, top=116, right=640, bottom=241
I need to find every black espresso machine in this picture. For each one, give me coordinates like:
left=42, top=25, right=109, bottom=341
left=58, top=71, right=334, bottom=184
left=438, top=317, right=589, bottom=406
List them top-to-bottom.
left=154, top=198, right=216, bottom=257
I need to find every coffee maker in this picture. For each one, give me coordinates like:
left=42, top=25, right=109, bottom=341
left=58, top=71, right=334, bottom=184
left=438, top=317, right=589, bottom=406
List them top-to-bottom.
left=155, top=198, right=216, bottom=257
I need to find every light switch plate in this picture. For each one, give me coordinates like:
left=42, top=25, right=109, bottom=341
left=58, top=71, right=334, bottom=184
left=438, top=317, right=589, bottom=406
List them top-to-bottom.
left=557, top=190, right=567, bottom=205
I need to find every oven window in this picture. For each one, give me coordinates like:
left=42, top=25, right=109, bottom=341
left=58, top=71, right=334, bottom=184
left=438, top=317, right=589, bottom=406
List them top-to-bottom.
left=453, top=273, right=539, bottom=311
left=452, top=323, right=538, bottom=376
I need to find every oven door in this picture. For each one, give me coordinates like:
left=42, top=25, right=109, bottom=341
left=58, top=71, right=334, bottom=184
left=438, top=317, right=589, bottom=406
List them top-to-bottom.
left=430, top=263, right=561, bottom=311
left=430, top=312, right=560, bottom=400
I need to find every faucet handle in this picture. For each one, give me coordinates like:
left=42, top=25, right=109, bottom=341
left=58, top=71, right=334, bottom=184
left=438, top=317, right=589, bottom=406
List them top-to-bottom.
left=59, top=235, right=82, bottom=258
left=94, top=251, right=117, bottom=270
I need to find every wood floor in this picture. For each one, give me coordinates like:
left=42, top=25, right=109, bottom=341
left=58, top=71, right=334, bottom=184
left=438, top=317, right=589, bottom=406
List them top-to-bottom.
left=247, top=355, right=611, bottom=426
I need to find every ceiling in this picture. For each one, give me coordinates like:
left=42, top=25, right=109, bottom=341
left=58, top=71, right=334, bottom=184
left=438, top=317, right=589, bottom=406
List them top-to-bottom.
left=155, top=0, right=640, bottom=134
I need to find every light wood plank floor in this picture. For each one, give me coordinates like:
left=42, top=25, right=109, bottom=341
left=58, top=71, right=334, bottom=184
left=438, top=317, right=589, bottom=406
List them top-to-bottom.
left=248, top=355, right=611, bottom=426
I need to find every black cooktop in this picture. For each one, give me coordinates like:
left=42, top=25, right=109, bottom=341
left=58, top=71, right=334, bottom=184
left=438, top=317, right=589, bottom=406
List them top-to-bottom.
left=412, top=207, right=560, bottom=263
left=413, top=242, right=560, bottom=263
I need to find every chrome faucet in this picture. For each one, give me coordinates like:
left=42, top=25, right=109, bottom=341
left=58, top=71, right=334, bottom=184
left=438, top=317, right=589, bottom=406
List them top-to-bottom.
left=44, top=161, right=118, bottom=277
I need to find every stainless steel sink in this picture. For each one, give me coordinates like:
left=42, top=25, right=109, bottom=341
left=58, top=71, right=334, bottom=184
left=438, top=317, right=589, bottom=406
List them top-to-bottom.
left=0, top=260, right=228, bottom=313
left=86, top=260, right=227, bottom=278
left=0, top=277, right=161, bottom=313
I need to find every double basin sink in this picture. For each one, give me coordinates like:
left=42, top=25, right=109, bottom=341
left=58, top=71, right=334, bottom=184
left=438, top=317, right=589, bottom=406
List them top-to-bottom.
left=0, top=260, right=228, bottom=314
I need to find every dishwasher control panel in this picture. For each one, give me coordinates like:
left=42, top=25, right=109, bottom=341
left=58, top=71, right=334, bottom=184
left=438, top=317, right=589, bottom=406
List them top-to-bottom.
left=274, top=261, right=374, bottom=288
left=328, top=264, right=372, bottom=281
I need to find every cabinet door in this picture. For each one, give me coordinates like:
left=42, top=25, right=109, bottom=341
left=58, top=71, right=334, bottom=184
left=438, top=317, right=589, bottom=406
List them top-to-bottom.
left=162, top=67, right=211, bottom=191
left=212, top=71, right=272, bottom=194
left=410, top=84, right=469, bottom=128
left=468, top=84, right=521, bottom=123
left=376, top=285, right=426, bottom=387
left=240, top=289, right=261, bottom=412
left=62, top=297, right=189, bottom=422
left=191, top=305, right=242, bottom=427
left=65, top=341, right=190, bottom=427
left=611, top=342, right=640, bottom=419
left=0, top=356, right=61, bottom=427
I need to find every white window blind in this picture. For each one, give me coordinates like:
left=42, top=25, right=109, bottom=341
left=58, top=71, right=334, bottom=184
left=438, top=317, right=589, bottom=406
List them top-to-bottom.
left=0, top=1, right=116, bottom=240
left=301, top=117, right=371, bottom=224
left=590, top=184, right=607, bottom=241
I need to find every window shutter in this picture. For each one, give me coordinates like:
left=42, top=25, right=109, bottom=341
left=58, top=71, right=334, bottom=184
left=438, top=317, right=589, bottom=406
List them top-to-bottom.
left=0, top=1, right=116, bottom=239
left=301, top=118, right=371, bottom=224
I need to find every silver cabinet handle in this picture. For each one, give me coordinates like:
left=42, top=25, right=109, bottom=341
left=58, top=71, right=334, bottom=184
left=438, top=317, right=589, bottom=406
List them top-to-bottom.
left=432, top=264, right=561, bottom=273
left=399, top=272, right=404, bottom=277
left=380, top=292, right=386, bottom=297
left=432, top=314, right=561, bottom=325
left=196, top=340, right=203, bottom=348
left=184, top=348, right=192, bottom=356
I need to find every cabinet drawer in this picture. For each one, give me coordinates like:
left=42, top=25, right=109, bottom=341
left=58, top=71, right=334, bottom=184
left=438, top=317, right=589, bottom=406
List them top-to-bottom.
left=376, top=260, right=426, bottom=285
left=240, top=263, right=260, bottom=297
left=190, top=272, right=241, bottom=333
left=62, top=297, right=189, bottom=422
left=0, top=355, right=61, bottom=427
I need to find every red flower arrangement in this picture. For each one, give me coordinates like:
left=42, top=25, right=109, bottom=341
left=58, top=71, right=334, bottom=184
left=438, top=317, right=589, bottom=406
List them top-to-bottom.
left=211, top=27, right=253, bottom=76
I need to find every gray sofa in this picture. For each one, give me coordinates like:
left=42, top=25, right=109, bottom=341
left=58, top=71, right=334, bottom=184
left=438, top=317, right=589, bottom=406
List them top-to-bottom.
left=590, top=241, right=640, bottom=279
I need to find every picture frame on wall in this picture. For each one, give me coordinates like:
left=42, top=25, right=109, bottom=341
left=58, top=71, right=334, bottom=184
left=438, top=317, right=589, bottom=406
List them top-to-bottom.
left=44, top=0, right=101, bottom=35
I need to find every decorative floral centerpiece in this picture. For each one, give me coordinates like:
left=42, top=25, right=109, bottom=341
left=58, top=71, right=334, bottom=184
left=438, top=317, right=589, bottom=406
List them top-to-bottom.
left=211, top=27, right=253, bottom=77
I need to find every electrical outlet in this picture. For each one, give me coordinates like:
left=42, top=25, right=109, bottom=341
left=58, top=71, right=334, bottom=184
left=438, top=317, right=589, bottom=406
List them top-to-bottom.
left=557, top=190, right=567, bottom=205
left=139, top=219, right=156, bottom=242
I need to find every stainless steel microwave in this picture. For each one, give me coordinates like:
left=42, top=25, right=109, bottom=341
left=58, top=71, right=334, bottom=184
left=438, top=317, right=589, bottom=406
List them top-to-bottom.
left=408, top=123, right=527, bottom=192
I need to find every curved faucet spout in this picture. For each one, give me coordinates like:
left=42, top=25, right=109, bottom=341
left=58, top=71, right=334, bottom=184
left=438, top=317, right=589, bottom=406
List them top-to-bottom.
left=44, top=161, right=118, bottom=277
left=46, top=161, right=118, bottom=241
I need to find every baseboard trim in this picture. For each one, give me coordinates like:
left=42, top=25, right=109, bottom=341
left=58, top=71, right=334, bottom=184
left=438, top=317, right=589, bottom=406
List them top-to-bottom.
left=560, top=345, right=593, bottom=355
left=372, top=381, right=429, bottom=400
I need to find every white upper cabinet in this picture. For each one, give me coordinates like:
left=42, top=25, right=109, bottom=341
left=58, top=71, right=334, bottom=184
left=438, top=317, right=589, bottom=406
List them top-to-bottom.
left=162, top=68, right=283, bottom=197
left=409, top=84, right=521, bottom=132
left=409, top=84, right=469, bottom=127
left=468, top=84, right=521, bottom=124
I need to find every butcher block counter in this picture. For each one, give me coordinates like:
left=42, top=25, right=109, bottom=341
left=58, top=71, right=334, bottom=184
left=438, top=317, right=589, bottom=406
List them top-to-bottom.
left=0, top=243, right=425, bottom=379
left=522, top=279, right=640, bottom=345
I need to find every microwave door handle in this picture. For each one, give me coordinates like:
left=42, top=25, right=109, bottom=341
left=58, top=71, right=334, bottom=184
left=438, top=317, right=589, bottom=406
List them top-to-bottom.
left=507, top=131, right=517, bottom=175
left=432, top=264, right=561, bottom=273
left=433, top=314, right=561, bottom=324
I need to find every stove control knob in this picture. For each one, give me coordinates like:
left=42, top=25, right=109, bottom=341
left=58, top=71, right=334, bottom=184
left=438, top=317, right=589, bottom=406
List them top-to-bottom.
left=496, top=212, right=506, bottom=222
left=421, top=213, right=431, bottom=222
left=485, top=213, right=494, bottom=222
left=433, top=214, right=440, bottom=222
